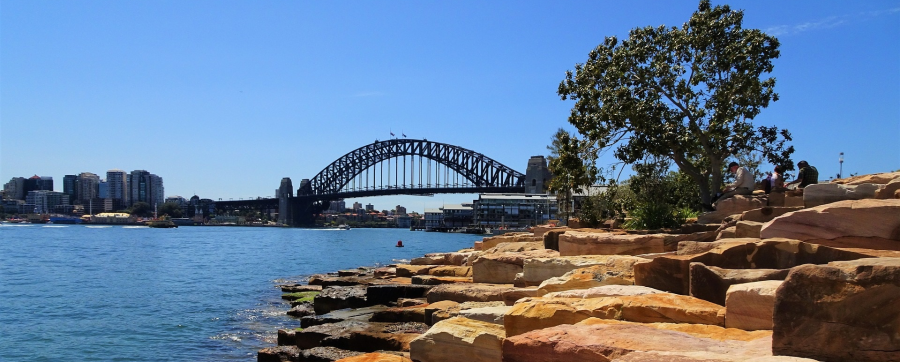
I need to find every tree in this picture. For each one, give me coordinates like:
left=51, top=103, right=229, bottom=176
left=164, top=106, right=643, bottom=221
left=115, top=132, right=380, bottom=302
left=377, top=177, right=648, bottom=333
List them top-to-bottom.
left=558, top=0, right=793, bottom=206
left=546, top=128, right=598, bottom=221
left=129, top=202, right=153, bottom=217
left=158, top=202, right=183, bottom=218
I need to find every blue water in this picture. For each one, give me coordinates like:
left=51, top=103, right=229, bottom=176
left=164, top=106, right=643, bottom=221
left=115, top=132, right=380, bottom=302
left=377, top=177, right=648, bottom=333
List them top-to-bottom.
left=0, top=224, right=479, bottom=361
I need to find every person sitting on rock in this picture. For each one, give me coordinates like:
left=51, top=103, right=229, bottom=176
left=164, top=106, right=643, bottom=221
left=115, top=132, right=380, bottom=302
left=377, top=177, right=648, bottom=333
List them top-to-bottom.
left=786, top=160, right=818, bottom=189
left=713, top=162, right=755, bottom=209
left=765, top=165, right=785, bottom=194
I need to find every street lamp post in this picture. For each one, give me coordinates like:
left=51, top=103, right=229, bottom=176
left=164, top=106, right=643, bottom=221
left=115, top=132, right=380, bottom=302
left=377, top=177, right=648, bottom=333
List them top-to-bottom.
left=839, top=152, right=844, bottom=179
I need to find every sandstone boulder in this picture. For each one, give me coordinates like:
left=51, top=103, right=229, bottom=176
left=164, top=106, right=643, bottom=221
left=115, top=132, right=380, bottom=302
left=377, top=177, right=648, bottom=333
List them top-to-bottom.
left=832, top=171, right=900, bottom=185
left=876, top=178, right=900, bottom=199
left=803, top=183, right=884, bottom=207
left=699, top=195, right=767, bottom=224
left=760, top=199, right=900, bottom=250
left=740, top=207, right=804, bottom=223
left=735, top=221, right=764, bottom=238
left=717, top=226, right=737, bottom=239
left=542, top=228, right=567, bottom=251
left=558, top=231, right=666, bottom=256
left=480, top=233, right=541, bottom=250
left=482, top=241, right=544, bottom=254
left=471, top=249, right=558, bottom=284
left=410, top=252, right=471, bottom=266
left=523, top=255, right=631, bottom=286
left=535, top=256, right=647, bottom=295
left=773, top=258, right=900, bottom=362
left=689, top=263, right=790, bottom=306
left=394, top=265, right=436, bottom=278
left=373, top=267, right=396, bottom=278
left=409, top=275, right=471, bottom=285
left=725, top=280, right=782, bottom=331
left=425, top=283, right=516, bottom=303
left=366, top=285, right=433, bottom=306
left=542, top=285, right=665, bottom=299
left=501, top=287, right=539, bottom=306
left=504, top=293, right=725, bottom=337
left=300, top=305, right=390, bottom=328
left=370, top=305, right=428, bottom=323
left=458, top=305, right=512, bottom=325
left=409, top=317, right=506, bottom=362
left=502, top=319, right=773, bottom=362
left=319, top=322, right=427, bottom=353
left=258, top=345, right=300, bottom=362
left=300, top=347, right=364, bottom=361
left=334, top=352, right=412, bottom=362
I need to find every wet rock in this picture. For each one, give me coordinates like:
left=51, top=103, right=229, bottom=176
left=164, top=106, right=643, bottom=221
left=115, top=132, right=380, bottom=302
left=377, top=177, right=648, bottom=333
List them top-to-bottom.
left=760, top=199, right=900, bottom=251
left=558, top=231, right=666, bottom=256
left=773, top=258, right=900, bottom=361
left=689, top=263, right=790, bottom=306
left=338, top=269, right=369, bottom=277
left=725, top=280, right=782, bottom=331
left=281, top=284, right=324, bottom=293
left=366, top=285, right=433, bottom=306
left=315, top=286, right=369, bottom=315
left=288, top=303, right=317, bottom=318
left=409, top=317, right=506, bottom=362
left=296, top=320, right=371, bottom=349
left=320, top=322, right=425, bottom=353
left=278, top=328, right=297, bottom=346
left=259, top=345, right=300, bottom=362
left=299, top=347, right=363, bottom=362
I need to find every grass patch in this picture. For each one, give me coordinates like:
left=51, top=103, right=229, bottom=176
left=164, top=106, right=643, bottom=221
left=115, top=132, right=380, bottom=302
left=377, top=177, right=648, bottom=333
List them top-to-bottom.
left=282, top=291, right=319, bottom=303
left=294, top=327, right=304, bottom=331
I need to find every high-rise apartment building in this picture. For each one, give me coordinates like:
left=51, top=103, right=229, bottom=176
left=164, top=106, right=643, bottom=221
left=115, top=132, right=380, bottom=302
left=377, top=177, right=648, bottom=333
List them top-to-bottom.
left=106, top=169, right=127, bottom=202
left=127, top=170, right=164, bottom=207
left=77, top=172, right=100, bottom=202
left=63, top=175, right=78, bottom=203
left=3, top=177, right=26, bottom=200
left=25, top=190, right=70, bottom=214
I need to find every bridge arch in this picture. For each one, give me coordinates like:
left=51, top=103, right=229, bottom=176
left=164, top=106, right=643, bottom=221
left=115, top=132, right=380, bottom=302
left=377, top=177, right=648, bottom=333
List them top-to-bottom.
left=299, top=139, right=525, bottom=198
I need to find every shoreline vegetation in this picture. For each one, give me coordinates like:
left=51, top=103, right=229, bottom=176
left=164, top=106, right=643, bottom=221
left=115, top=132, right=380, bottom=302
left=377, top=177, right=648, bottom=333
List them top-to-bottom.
left=258, top=171, right=900, bottom=362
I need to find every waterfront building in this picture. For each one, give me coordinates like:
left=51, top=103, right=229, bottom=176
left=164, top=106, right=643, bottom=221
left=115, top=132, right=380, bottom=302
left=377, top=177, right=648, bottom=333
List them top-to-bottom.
left=524, top=156, right=553, bottom=194
left=106, top=169, right=128, bottom=204
left=127, top=170, right=164, bottom=207
left=77, top=172, right=101, bottom=203
left=63, top=175, right=78, bottom=204
left=3, top=177, right=26, bottom=200
left=99, top=180, right=109, bottom=199
left=25, top=190, right=70, bottom=214
left=473, top=193, right=558, bottom=228
left=2, top=199, right=24, bottom=213
left=352, top=202, right=363, bottom=211
left=365, top=203, right=374, bottom=212
left=442, top=204, right=474, bottom=227
left=395, top=205, right=407, bottom=216
left=424, top=208, right=443, bottom=230
left=397, top=215, right=411, bottom=228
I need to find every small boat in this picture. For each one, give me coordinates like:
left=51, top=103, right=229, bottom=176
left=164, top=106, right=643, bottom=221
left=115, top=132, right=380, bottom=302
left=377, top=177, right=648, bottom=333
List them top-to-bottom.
left=147, top=217, right=178, bottom=228
left=338, top=224, right=350, bottom=230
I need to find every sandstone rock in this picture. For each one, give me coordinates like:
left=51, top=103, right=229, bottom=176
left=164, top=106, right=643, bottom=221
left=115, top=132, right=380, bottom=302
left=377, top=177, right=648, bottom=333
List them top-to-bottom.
left=832, top=171, right=900, bottom=185
left=876, top=178, right=900, bottom=199
left=803, top=183, right=884, bottom=207
left=768, top=191, right=786, bottom=207
left=699, top=195, right=767, bottom=224
left=784, top=195, right=804, bottom=207
left=761, top=199, right=900, bottom=250
left=740, top=207, right=804, bottom=223
left=735, top=221, right=764, bottom=238
left=532, top=225, right=567, bottom=238
left=717, top=226, right=737, bottom=239
left=542, top=229, right=568, bottom=251
left=558, top=231, right=666, bottom=256
left=661, top=231, right=719, bottom=251
left=480, top=234, right=541, bottom=250
left=636, top=238, right=896, bottom=294
left=677, top=239, right=751, bottom=256
left=473, top=241, right=483, bottom=251
left=482, top=241, right=544, bottom=254
left=471, top=249, right=559, bottom=284
left=411, top=252, right=471, bottom=266
left=523, top=255, right=630, bottom=286
left=535, top=256, right=647, bottom=295
left=773, top=258, right=900, bottom=361
left=689, top=263, right=790, bottom=306
left=394, top=265, right=437, bottom=278
left=426, top=266, right=471, bottom=277
left=373, top=267, right=396, bottom=278
left=338, top=269, right=369, bottom=277
left=309, top=275, right=378, bottom=288
left=409, top=275, right=471, bottom=285
left=725, top=280, right=782, bottom=331
left=425, top=283, right=516, bottom=304
left=281, top=284, right=324, bottom=293
left=366, top=285, right=433, bottom=306
left=543, top=285, right=665, bottom=299
left=314, top=286, right=369, bottom=315
left=501, top=287, right=539, bottom=306
left=504, top=293, right=725, bottom=337
left=396, top=298, right=426, bottom=307
left=423, top=300, right=459, bottom=326
left=427, top=301, right=507, bottom=325
left=288, top=303, right=317, bottom=317
left=370, top=305, right=428, bottom=323
left=300, top=306, right=390, bottom=328
left=458, top=306, right=511, bottom=325
left=409, top=317, right=505, bottom=362
left=575, top=318, right=771, bottom=341
left=502, top=319, right=772, bottom=362
left=296, top=320, right=371, bottom=349
left=319, top=322, right=427, bottom=353
left=278, top=328, right=297, bottom=346
left=258, top=345, right=300, bottom=362
left=300, top=346, right=364, bottom=361
left=334, top=352, right=412, bottom=362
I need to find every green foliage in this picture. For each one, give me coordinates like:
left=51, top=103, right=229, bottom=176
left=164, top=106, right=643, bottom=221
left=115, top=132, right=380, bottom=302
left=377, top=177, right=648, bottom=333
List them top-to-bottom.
left=557, top=0, right=793, bottom=204
left=547, top=128, right=599, bottom=220
left=619, top=158, right=699, bottom=229
left=129, top=202, right=152, bottom=217
left=157, top=202, right=183, bottom=218
left=282, top=291, right=319, bottom=303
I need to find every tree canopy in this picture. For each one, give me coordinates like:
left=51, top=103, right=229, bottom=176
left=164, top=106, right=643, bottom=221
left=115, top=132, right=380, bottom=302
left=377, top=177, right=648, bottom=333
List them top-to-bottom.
left=558, top=0, right=793, bottom=204
left=129, top=202, right=152, bottom=217
left=158, top=202, right=184, bottom=218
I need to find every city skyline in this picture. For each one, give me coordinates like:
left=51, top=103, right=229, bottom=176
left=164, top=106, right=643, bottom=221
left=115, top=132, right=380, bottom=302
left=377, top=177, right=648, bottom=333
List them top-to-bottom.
left=2, top=1, right=898, bottom=213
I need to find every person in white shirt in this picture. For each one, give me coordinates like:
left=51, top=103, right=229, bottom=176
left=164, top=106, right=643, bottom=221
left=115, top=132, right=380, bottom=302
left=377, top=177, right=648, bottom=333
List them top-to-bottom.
left=713, top=162, right=755, bottom=208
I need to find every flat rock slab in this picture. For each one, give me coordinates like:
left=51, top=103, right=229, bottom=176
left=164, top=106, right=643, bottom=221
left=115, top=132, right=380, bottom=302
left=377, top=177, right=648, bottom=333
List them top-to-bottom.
left=803, top=183, right=883, bottom=208
left=699, top=195, right=767, bottom=224
left=760, top=199, right=900, bottom=250
left=740, top=207, right=804, bottom=223
left=558, top=231, right=666, bottom=256
left=480, top=234, right=542, bottom=250
left=472, top=250, right=559, bottom=284
left=411, top=252, right=471, bottom=266
left=523, top=255, right=627, bottom=286
left=536, top=256, right=647, bottom=295
left=773, top=257, right=900, bottom=361
left=689, top=263, right=790, bottom=306
left=409, top=275, right=472, bottom=285
left=725, top=280, right=782, bottom=331
left=425, top=283, right=516, bottom=303
left=281, top=284, right=324, bottom=293
left=366, top=285, right=433, bottom=306
left=543, top=285, right=665, bottom=299
left=315, top=286, right=369, bottom=315
left=504, top=293, right=725, bottom=337
left=457, top=305, right=512, bottom=325
left=301, top=306, right=390, bottom=328
left=409, top=317, right=506, bottom=362
left=502, top=320, right=773, bottom=362
left=259, top=345, right=300, bottom=362
left=299, top=347, right=364, bottom=362
left=334, top=352, right=412, bottom=362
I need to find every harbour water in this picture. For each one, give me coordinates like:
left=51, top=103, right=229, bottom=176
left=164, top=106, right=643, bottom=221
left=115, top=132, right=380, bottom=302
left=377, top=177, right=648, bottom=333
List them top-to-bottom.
left=0, top=224, right=480, bottom=361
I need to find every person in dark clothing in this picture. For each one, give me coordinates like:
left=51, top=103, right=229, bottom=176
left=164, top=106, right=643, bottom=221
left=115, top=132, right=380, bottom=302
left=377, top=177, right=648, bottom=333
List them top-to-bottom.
left=787, top=161, right=818, bottom=188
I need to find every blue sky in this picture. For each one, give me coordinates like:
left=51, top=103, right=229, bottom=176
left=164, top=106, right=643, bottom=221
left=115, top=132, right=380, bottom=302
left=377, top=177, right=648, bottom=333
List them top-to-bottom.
left=2, top=1, right=898, bottom=213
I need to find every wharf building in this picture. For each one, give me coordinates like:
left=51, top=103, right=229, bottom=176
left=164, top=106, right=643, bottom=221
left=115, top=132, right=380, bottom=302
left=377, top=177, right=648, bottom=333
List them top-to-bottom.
left=472, top=193, right=557, bottom=228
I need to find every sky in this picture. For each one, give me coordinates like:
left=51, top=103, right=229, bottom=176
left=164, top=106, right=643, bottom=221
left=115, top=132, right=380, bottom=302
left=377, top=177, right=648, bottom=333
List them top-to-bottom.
left=2, top=0, right=899, bottom=213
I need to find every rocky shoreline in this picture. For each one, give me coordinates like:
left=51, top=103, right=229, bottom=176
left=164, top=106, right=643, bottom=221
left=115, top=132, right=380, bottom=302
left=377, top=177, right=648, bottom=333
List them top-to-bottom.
left=260, top=172, right=900, bottom=362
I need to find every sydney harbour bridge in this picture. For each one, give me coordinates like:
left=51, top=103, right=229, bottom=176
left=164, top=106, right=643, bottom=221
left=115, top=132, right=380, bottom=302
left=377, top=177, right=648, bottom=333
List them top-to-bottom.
left=217, top=139, right=531, bottom=226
